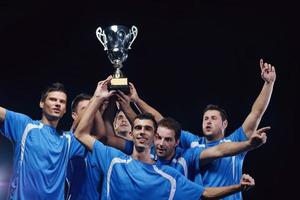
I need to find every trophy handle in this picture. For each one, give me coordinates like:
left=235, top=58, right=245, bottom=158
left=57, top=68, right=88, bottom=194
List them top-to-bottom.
left=128, top=25, right=138, bottom=49
left=96, top=27, right=108, bottom=50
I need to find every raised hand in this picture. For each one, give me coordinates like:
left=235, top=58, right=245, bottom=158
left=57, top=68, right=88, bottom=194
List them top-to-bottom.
left=260, top=59, right=276, bottom=83
left=93, top=76, right=115, bottom=100
left=128, top=82, right=140, bottom=102
left=116, top=90, right=131, bottom=110
left=99, top=100, right=109, bottom=114
left=249, top=126, right=270, bottom=149
left=240, top=174, right=255, bottom=191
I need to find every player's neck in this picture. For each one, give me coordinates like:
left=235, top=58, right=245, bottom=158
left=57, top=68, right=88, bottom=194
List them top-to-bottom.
left=41, top=115, right=59, bottom=128
left=118, top=131, right=130, bottom=138
left=205, top=132, right=224, bottom=143
left=132, top=146, right=154, bottom=164
left=165, top=150, right=176, bottom=161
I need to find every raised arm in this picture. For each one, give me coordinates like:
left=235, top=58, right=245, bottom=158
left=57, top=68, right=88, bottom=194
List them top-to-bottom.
left=242, top=59, right=276, bottom=138
left=74, top=77, right=114, bottom=151
left=128, top=82, right=164, bottom=122
left=116, top=91, right=137, bottom=124
left=102, top=98, right=130, bottom=151
left=92, top=102, right=109, bottom=140
left=70, top=106, right=106, bottom=141
left=0, top=107, right=6, bottom=124
left=200, top=126, right=269, bottom=165
left=202, top=174, right=255, bottom=199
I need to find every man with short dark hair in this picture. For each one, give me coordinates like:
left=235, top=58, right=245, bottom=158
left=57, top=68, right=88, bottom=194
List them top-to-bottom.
left=118, top=59, right=275, bottom=200
left=178, top=59, right=276, bottom=199
left=74, top=77, right=255, bottom=200
left=0, top=82, right=85, bottom=200
left=66, top=92, right=132, bottom=200
left=113, top=110, right=132, bottom=139
left=154, top=117, right=269, bottom=184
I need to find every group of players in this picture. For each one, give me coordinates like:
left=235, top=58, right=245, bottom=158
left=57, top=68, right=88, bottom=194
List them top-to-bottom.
left=0, top=59, right=276, bottom=199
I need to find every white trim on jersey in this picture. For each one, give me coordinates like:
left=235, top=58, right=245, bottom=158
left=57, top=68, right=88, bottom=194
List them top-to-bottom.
left=20, top=123, right=44, bottom=165
left=64, top=133, right=71, bottom=159
left=220, top=138, right=236, bottom=181
left=190, top=141, right=205, bottom=148
left=107, top=157, right=133, bottom=198
left=172, top=157, right=188, bottom=177
left=153, top=165, right=177, bottom=200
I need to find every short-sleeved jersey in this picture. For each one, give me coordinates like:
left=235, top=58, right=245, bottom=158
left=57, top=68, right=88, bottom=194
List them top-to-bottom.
left=0, top=110, right=85, bottom=200
left=180, top=127, right=248, bottom=200
left=66, top=136, right=134, bottom=200
left=91, top=140, right=204, bottom=200
left=124, top=140, right=203, bottom=184
left=154, top=146, right=203, bottom=184
left=66, top=152, right=102, bottom=200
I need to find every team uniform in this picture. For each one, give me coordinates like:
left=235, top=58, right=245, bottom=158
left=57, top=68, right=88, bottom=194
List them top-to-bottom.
left=0, top=110, right=85, bottom=200
left=180, top=127, right=248, bottom=200
left=66, top=137, right=133, bottom=200
left=91, top=140, right=204, bottom=200
left=124, top=140, right=204, bottom=185
left=153, top=146, right=203, bottom=184
left=66, top=153, right=102, bottom=200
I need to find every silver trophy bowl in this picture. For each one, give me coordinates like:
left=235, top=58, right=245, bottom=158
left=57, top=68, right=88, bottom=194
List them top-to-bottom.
left=96, top=25, right=138, bottom=79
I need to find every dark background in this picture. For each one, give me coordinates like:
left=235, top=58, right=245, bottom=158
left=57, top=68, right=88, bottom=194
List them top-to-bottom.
left=0, top=1, right=298, bottom=199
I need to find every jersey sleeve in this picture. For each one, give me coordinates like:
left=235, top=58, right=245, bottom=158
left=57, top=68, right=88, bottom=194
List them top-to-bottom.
left=0, top=109, right=31, bottom=143
left=226, top=126, right=248, bottom=142
left=226, top=126, right=248, bottom=158
left=179, top=130, right=205, bottom=149
left=68, top=132, right=87, bottom=158
left=90, top=140, right=126, bottom=173
left=123, top=140, right=134, bottom=155
left=187, top=147, right=203, bottom=174
left=167, top=166, right=204, bottom=199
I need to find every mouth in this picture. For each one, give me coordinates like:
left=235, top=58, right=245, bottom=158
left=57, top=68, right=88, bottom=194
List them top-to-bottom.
left=52, top=108, right=61, bottom=113
left=205, top=126, right=212, bottom=131
left=137, top=137, right=147, bottom=144
left=156, top=146, right=165, bottom=154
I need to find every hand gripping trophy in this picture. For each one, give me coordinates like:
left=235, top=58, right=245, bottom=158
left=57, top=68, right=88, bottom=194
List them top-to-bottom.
left=96, top=25, right=138, bottom=93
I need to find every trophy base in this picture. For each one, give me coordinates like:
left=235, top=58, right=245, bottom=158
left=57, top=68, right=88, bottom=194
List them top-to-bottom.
left=109, top=78, right=130, bottom=94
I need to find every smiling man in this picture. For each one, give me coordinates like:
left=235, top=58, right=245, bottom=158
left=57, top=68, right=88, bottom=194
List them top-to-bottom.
left=74, top=77, right=255, bottom=200
left=0, top=82, right=86, bottom=200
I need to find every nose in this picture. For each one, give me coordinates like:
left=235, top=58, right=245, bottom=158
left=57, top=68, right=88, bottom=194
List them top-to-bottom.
left=54, top=101, right=62, bottom=108
left=138, top=128, right=146, bottom=135
left=158, top=138, right=165, bottom=146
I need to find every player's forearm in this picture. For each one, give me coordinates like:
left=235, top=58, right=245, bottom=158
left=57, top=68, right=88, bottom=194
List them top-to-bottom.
left=251, top=81, right=274, bottom=117
left=243, top=82, right=274, bottom=138
left=75, top=97, right=104, bottom=139
left=133, top=98, right=163, bottom=122
left=121, top=104, right=137, bottom=124
left=0, top=107, right=6, bottom=123
left=92, top=110, right=106, bottom=139
left=104, top=119, right=126, bottom=151
left=201, top=141, right=251, bottom=165
left=217, top=141, right=252, bottom=157
left=202, top=184, right=242, bottom=199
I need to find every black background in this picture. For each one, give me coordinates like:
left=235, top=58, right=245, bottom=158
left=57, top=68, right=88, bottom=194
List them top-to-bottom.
left=0, top=1, right=298, bottom=199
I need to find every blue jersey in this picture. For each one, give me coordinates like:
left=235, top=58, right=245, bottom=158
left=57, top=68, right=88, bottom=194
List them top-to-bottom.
left=0, top=110, right=85, bottom=200
left=180, top=127, right=248, bottom=200
left=66, top=136, right=134, bottom=200
left=91, top=140, right=204, bottom=200
left=125, top=141, right=203, bottom=184
left=153, top=147, right=203, bottom=184
left=67, top=153, right=102, bottom=200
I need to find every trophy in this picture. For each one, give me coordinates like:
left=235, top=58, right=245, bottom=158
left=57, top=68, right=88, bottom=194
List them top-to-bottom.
left=96, top=25, right=138, bottom=93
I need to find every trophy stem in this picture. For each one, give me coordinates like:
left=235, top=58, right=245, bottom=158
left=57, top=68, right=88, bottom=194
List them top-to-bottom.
left=114, top=68, right=123, bottom=79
